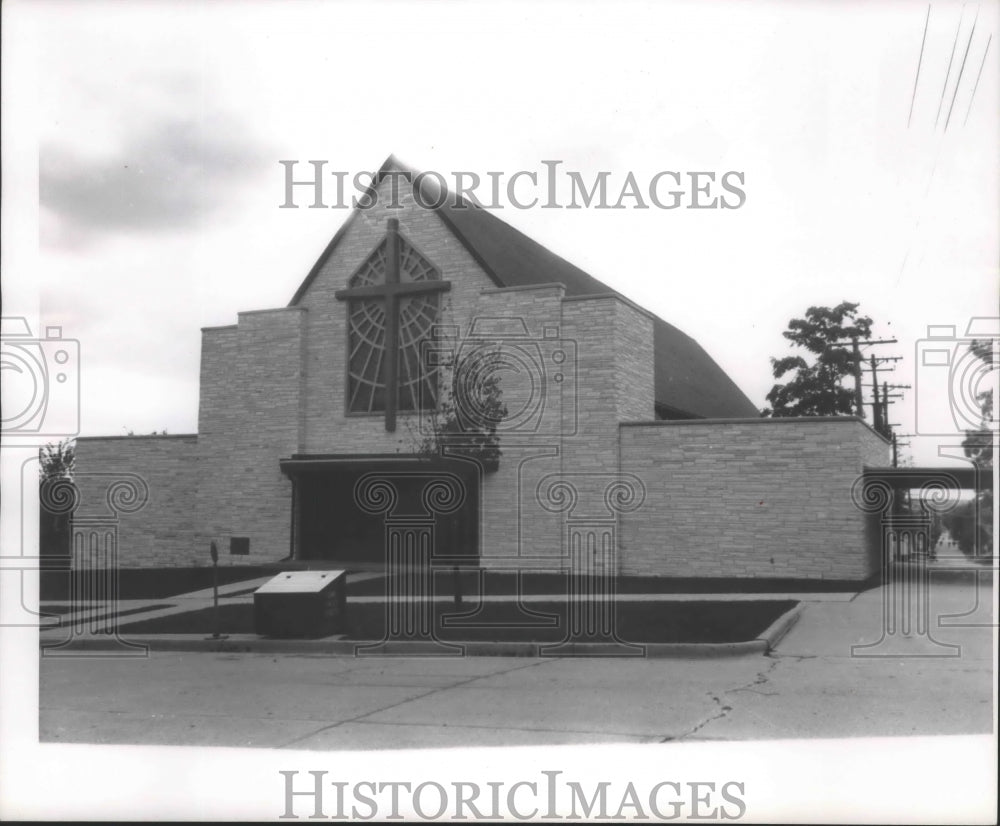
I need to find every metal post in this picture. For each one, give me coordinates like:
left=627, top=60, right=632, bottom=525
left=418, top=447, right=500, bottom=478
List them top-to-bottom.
left=208, top=540, right=227, bottom=641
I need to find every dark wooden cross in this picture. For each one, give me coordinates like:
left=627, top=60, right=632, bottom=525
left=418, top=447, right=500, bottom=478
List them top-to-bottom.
left=335, top=218, right=451, bottom=432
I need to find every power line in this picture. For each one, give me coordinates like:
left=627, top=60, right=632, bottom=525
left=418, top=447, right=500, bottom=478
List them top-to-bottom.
left=935, top=4, right=966, bottom=128
left=909, top=5, right=932, bottom=128
left=945, top=5, right=980, bottom=131
left=964, top=32, right=992, bottom=125
left=825, top=338, right=900, bottom=419
left=827, top=338, right=898, bottom=347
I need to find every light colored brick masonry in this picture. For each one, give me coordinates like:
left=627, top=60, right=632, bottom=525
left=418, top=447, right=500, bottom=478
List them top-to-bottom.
left=74, top=172, right=889, bottom=577
left=195, top=307, right=306, bottom=566
left=619, top=418, right=891, bottom=580
left=71, top=436, right=199, bottom=567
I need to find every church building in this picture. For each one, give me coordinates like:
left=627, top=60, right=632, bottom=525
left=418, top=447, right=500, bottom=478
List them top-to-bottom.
left=73, top=157, right=890, bottom=582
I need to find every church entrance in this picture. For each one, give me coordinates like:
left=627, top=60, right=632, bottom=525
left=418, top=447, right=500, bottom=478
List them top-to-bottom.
left=281, top=455, right=480, bottom=567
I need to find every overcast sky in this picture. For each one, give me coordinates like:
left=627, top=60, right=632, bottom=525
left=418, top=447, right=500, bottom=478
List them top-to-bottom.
left=13, top=0, right=1000, bottom=465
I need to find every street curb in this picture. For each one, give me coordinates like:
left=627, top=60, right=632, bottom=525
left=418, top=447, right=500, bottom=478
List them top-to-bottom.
left=40, top=600, right=805, bottom=659
left=756, top=602, right=804, bottom=651
left=39, top=610, right=805, bottom=658
left=40, top=634, right=771, bottom=658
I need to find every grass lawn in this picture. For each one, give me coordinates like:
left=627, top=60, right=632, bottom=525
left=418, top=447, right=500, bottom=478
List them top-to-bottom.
left=40, top=565, right=876, bottom=603
left=40, top=567, right=273, bottom=600
left=346, top=570, right=875, bottom=597
left=117, top=599, right=797, bottom=644
left=40, top=603, right=175, bottom=626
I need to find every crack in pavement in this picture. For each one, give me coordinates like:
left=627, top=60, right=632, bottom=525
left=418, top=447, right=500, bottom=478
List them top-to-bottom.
left=665, top=656, right=783, bottom=742
left=727, top=656, right=782, bottom=697
left=277, top=657, right=560, bottom=749
left=660, top=692, right=733, bottom=743
left=346, top=717, right=655, bottom=741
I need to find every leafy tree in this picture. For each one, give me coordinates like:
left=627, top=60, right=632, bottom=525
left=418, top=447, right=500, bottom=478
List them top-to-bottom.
left=762, top=302, right=873, bottom=417
left=958, top=339, right=994, bottom=468
left=942, top=340, right=994, bottom=561
left=411, top=346, right=508, bottom=473
left=39, top=437, right=75, bottom=482
left=39, top=438, right=75, bottom=565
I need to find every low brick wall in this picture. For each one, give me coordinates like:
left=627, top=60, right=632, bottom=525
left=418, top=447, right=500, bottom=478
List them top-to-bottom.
left=619, top=417, right=890, bottom=581
left=72, top=435, right=200, bottom=567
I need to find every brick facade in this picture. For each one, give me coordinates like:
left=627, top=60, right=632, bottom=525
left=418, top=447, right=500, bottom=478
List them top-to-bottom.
left=73, top=170, right=890, bottom=578
left=195, top=307, right=306, bottom=565
left=619, top=418, right=891, bottom=580
left=71, top=435, right=199, bottom=567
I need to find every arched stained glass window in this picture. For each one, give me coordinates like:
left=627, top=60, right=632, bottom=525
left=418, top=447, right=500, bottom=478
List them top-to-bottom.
left=345, top=233, right=445, bottom=416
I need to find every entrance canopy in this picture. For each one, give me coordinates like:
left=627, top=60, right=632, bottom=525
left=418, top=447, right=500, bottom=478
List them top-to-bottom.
left=280, top=453, right=434, bottom=474
left=862, top=466, right=992, bottom=493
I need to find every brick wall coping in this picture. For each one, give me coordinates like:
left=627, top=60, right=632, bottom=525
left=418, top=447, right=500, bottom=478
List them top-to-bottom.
left=481, top=282, right=566, bottom=296
left=561, top=291, right=658, bottom=322
left=202, top=306, right=307, bottom=332
left=237, top=306, right=308, bottom=319
left=621, top=415, right=892, bottom=444
left=75, top=434, right=199, bottom=442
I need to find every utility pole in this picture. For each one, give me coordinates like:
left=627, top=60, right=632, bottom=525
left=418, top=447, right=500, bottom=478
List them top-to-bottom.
left=831, top=338, right=897, bottom=420
left=851, top=338, right=865, bottom=418
left=859, top=352, right=904, bottom=436
left=871, top=355, right=882, bottom=432
left=882, top=381, right=890, bottom=437
left=892, top=433, right=915, bottom=469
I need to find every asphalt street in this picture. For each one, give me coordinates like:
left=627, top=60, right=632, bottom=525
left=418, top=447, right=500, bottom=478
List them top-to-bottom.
left=39, top=578, right=995, bottom=750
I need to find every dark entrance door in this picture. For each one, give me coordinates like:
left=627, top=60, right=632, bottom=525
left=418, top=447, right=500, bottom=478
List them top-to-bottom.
left=288, top=457, right=480, bottom=566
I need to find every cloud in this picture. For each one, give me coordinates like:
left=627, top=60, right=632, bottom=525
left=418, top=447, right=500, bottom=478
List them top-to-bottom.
left=40, top=112, right=271, bottom=247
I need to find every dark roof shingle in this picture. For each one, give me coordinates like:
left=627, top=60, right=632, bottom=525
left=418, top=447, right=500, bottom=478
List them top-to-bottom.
left=291, top=157, right=759, bottom=419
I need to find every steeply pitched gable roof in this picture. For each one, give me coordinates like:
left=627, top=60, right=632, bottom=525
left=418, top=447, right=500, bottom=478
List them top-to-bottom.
left=290, top=156, right=759, bottom=419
